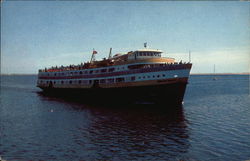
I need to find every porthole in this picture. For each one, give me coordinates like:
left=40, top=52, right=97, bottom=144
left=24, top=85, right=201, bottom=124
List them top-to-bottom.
left=131, top=76, right=135, bottom=81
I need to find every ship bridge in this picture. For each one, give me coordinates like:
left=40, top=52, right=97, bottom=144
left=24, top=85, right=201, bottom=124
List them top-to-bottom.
left=128, top=49, right=163, bottom=60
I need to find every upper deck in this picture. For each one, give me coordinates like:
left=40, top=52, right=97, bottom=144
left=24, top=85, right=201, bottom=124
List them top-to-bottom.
left=38, top=48, right=175, bottom=73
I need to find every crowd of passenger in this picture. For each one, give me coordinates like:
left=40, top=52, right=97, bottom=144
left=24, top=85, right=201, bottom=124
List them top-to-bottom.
left=39, top=61, right=190, bottom=73
left=39, top=63, right=89, bottom=72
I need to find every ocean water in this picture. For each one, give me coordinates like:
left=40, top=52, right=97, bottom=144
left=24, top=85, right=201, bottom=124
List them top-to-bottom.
left=0, top=75, right=249, bottom=160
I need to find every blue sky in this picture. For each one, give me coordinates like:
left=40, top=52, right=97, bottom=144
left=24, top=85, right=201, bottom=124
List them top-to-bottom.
left=1, top=1, right=249, bottom=74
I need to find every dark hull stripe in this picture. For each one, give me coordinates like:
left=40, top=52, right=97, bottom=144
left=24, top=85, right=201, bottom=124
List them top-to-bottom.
left=39, top=64, right=192, bottom=80
left=40, top=82, right=188, bottom=105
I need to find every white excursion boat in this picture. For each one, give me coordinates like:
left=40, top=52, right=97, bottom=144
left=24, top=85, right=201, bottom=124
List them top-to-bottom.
left=37, top=44, right=192, bottom=105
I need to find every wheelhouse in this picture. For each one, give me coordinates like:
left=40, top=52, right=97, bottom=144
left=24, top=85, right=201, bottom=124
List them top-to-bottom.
left=128, top=49, right=163, bottom=60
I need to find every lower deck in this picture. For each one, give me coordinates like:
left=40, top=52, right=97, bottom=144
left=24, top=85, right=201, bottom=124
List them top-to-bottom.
left=37, top=64, right=191, bottom=89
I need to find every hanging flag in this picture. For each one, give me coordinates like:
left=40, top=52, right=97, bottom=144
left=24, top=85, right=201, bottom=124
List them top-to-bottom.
left=93, top=50, right=98, bottom=54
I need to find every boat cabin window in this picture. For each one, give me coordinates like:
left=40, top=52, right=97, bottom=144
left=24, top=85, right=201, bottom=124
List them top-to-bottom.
left=137, top=52, right=161, bottom=57
left=128, top=64, right=146, bottom=70
left=108, top=68, right=115, bottom=72
left=101, top=69, right=106, bottom=73
left=89, top=70, right=93, bottom=74
left=131, top=76, right=135, bottom=81
left=116, top=77, right=125, bottom=82
left=107, top=78, right=114, bottom=83
left=100, top=79, right=106, bottom=83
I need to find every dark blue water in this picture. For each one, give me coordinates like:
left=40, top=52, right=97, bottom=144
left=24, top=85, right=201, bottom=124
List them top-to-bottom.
left=0, top=75, right=249, bottom=160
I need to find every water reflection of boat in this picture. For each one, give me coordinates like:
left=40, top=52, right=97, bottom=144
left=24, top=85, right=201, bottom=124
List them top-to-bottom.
left=36, top=91, right=190, bottom=159
left=75, top=104, right=190, bottom=159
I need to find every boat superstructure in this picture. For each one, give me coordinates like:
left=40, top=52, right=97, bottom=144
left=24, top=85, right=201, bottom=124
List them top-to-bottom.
left=37, top=45, right=192, bottom=104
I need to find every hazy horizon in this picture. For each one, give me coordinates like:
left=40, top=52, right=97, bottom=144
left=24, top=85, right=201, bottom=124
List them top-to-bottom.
left=1, top=72, right=250, bottom=75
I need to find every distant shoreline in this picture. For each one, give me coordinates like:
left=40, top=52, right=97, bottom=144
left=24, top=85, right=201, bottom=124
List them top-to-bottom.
left=1, top=73, right=249, bottom=76
left=190, top=73, right=250, bottom=76
left=0, top=74, right=38, bottom=76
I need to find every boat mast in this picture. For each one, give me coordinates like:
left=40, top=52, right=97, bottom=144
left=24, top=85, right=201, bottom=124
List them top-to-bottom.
left=108, top=48, right=112, bottom=59
left=90, top=49, right=97, bottom=63
left=189, top=50, right=191, bottom=63
left=213, top=64, right=218, bottom=80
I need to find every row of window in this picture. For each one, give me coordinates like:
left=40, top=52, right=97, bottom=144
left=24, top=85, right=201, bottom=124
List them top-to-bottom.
left=134, top=52, right=161, bottom=57
left=40, top=66, right=127, bottom=77
left=39, top=73, right=177, bottom=86
left=138, top=74, right=166, bottom=79
left=40, top=77, right=127, bottom=85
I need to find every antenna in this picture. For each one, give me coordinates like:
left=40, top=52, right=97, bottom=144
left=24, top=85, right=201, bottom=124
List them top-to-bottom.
left=108, top=48, right=112, bottom=59
left=90, top=49, right=96, bottom=63
left=189, top=50, right=191, bottom=63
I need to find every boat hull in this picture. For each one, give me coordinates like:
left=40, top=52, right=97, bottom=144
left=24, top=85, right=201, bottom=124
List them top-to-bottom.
left=39, top=80, right=188, bottom=106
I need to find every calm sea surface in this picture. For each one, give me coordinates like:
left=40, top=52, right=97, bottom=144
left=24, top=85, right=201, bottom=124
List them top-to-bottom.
left=0, top=75, right=249, bottom=161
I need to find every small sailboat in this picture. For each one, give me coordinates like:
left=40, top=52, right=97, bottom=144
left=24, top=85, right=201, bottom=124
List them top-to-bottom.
left=213, top=64, right=217, bottom=80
